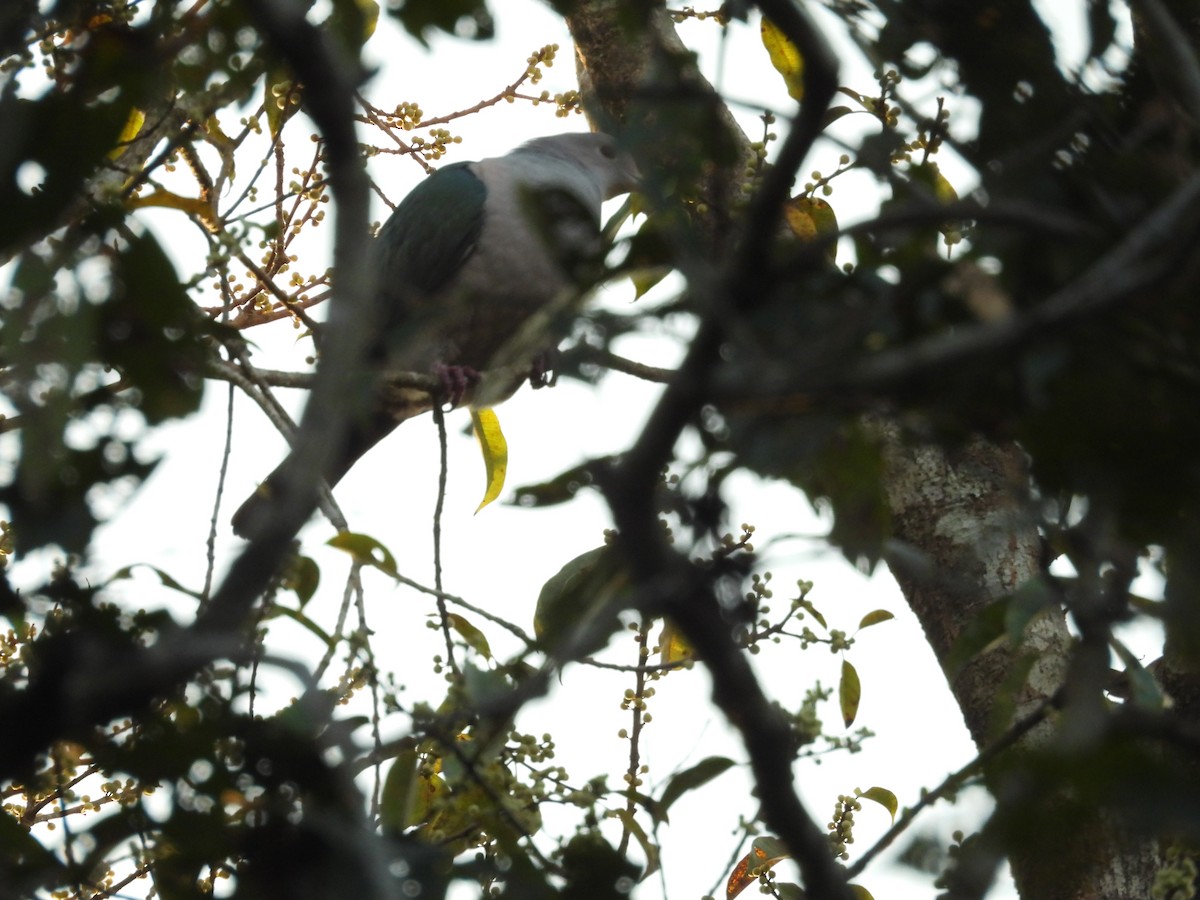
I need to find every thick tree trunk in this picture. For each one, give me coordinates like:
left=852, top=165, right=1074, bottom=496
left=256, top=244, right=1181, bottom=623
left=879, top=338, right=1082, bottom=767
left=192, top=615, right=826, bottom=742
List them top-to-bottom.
left=567, top=2, right=1170, bottom=897
left=881, top=431, right=1160, bottom=899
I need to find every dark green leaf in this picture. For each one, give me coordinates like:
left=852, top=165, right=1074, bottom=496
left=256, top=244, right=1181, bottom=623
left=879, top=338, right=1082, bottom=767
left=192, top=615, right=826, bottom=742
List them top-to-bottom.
left=387, top=0, right=493, bottom=46
left=511, top=459, right=604, bottom=508
left=533, top=546, right=627, bottom=658
left=658, top=756, right=735, bottom=815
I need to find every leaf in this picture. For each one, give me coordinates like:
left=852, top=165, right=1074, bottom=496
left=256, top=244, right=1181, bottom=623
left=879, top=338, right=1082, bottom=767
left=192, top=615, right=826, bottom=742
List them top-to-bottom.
left=326, top=0, right=380, bottom=53
left=387, top=0, right=493, bottom=46
left=761, top=17, right=804, bottom=102
left=264, top=66, right=297, bottom=139
left=821, top=105, right=855, bottom=129
left=106, top=106, right=145, bottom=159
left=906, top=161, right=960, bottom=242
left=784, top=196, right=838, bottom=251
left=102, top=227, right=207, bottom=423
left=631, top=265, right=671, bottom=300
left=471, top=408, right=508, bottom=512
left=511, top=458, right=604, bottom=508
left=327, top=531, right=399, bottom=577
left=533, top=545, right=627, bottom=658
left=282, top=555, right=321, bottom=607
left=108, top=563, right=203, bottom=600
left=797, top=596, right=827, bottom=630
left=943, top=598, right=1007, bottom=679
left=266, top=604, right=337, bottom=648
left=857, top=609, right=894, bottom=630
left=447, top=613, right=492, bottom=659
left=657, top=619, right=694, bottom=665
left=1110, top=640, right=1165, bottom=710
left=839, top=658, right=861, bottom=727
left=380, top=747, right=442, bottom=835
left=658, top=756, right=735, bottom=815
left=856, top=786, right=898, bottom=822
left=608, top=808, right=660, bottom=880
left=726, top=836, right=790, bottom=900
left=850, top=886, right=876, bottom=900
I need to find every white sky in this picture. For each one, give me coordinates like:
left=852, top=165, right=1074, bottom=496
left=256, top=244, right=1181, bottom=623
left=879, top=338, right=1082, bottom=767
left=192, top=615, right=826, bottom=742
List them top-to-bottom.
left=3, top=2, right=1154, bottom=898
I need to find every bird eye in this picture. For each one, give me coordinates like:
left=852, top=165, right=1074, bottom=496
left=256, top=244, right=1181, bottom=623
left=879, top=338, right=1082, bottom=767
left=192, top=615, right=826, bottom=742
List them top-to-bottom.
left=600, top=144, right=617, bottom=159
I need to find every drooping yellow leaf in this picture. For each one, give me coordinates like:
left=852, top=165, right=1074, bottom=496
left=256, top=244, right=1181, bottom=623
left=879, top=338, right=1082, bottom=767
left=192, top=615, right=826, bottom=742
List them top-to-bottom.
left=761, top=17, right=805, bottom=102
left=107, top=107, right=145, bottom=159
left=471, top=407, right=508, bottom=512
left=839, top=658, right=862, bottom=727
left=856, top=785, right=898, bottom=822
left=727, top=836, right=791, bottom=900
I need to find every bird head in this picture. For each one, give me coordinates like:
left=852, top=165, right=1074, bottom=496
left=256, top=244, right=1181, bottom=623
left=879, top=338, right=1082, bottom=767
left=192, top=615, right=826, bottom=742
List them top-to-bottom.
left=515, top=132, right=639, bottom=201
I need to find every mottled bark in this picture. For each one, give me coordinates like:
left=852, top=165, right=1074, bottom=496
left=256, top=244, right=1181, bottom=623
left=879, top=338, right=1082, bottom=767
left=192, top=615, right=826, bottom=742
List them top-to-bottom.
left=561, top=2, right=1174, bottom=898
left=880, top=429, right=1161, bottom=899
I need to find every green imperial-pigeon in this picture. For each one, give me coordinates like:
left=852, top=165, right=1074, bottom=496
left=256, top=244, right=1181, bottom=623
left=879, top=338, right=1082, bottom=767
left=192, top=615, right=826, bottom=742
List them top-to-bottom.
left=231, top=131, right=638, bottom=538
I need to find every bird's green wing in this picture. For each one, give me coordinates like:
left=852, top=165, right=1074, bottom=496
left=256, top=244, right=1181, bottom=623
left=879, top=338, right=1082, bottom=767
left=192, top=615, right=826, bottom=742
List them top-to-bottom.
left=375, top=162, right=487, bottom=296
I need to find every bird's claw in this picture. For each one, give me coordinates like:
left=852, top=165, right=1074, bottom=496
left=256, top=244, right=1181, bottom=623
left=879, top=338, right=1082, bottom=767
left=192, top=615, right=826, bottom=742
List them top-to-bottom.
left=434, top=363, right=481, bottom=408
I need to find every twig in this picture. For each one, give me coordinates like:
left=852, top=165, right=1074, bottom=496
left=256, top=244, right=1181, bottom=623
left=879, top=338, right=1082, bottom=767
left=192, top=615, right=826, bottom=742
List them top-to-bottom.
left=432, top=405, right=459, bottom=678
left=845, top=697, right=1054, bottom=880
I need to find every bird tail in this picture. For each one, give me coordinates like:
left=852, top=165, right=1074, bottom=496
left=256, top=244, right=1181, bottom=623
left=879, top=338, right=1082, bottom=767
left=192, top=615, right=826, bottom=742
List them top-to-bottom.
left=230, top=414, right=403, bottom=539
left=229, top=461, right=294, bottom=539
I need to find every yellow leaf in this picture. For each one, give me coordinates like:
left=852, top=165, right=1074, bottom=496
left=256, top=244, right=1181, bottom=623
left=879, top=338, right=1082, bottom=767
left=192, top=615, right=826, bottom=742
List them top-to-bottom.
left=761, top=17, right=805, bottom=102
left=107, top=107, right=145, bottom=159
left=126, top=189, right=219, bottom=231
left=783, top=196, right=838, bottom=263
left=783, top=198, right=816, bottom=240
left=471, top=408, right=508, bottom=512
left=327, top=531, right=399, bottom=577
left=857, top=609, right=894, bottom=630
left=657, top=619, right=693, bottom=665
left=839, top=658, right=861, bottom=727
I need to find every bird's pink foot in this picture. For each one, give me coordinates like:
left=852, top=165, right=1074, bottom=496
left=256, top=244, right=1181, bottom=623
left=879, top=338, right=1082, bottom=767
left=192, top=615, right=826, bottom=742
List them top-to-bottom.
left=434, top=363, right=481, bottom=408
